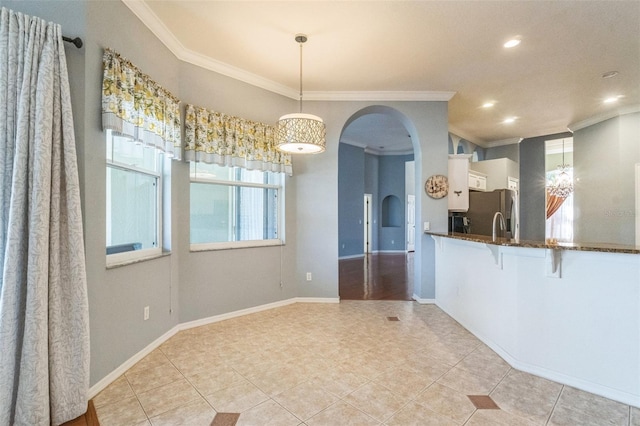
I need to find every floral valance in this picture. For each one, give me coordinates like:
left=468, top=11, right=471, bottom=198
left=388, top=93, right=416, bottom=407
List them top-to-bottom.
left=101, top=48, right=181, bottom=160
left=184, top=104, right=293, bottom=175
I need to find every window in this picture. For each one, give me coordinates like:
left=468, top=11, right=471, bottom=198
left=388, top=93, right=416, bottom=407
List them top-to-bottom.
left=106, top=130, right=164, bottom=264
left=190, top=162, right=284, bottom=250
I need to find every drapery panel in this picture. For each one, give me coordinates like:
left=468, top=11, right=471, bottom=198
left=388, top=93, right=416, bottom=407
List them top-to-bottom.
left=0, top=7, right=89, bottom=426
left=102, top=48, right=182, bottom=160
left=184, top=104, right=293, bottom=175
left=546, top=190, right=566, bottom=219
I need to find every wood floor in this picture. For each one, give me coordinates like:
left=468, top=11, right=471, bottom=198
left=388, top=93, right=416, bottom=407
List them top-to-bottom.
left=339, top=252, right=414, bottom=301
left=61, top=400, right=99, bottom=426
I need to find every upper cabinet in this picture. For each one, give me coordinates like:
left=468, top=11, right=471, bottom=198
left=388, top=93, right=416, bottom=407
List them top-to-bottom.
left=448, top=154, right=471, bottom=212
left=470, top=158, right=520, bottom=191
left=468, top=170, right=487, bottom=191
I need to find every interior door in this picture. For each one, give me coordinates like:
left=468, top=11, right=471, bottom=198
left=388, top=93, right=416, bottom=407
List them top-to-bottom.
left=364, top=194, right=372, bottom=253
left=407, top=195, right=415, bottom=251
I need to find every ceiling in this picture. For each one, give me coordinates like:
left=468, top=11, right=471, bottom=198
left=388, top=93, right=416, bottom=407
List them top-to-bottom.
left=125, top=1, right=640, bottom=152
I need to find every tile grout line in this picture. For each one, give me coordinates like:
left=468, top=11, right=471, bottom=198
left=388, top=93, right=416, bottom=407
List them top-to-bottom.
left=123, top=373, right=153, bottom=424
left=544, top=384, right=565, bottom=425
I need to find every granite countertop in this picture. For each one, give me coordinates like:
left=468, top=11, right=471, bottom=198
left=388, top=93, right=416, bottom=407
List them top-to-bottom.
left=427, top=232, right=640, bottom=255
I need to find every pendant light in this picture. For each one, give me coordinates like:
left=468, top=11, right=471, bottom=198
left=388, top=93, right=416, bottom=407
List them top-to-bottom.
left=276, top=34, right=326, bottom=154
left=547, top=139, right=573, bottom=198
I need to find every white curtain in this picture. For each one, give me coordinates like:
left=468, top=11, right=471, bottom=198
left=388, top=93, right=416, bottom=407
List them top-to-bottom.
left=0, top=7, right=90, bottom=426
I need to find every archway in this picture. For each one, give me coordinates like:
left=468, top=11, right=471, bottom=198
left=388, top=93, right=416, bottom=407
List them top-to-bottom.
left=337, top=106, right=420, bottom=300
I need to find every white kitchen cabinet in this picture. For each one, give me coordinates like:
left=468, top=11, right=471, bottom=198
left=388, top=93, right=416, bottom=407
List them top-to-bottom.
left=448, top=154, right=471, bottom=212
left=470, top=158, right=520, bottom=191
left=468, top=170, right=487, bottom=191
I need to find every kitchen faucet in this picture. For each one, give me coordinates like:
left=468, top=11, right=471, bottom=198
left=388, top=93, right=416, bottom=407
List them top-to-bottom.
left=492, top=211, right=506, bottom=242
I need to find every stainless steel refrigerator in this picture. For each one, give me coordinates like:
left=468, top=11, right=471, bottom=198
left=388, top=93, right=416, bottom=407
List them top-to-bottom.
left=467, top=189, right=518, bottom=238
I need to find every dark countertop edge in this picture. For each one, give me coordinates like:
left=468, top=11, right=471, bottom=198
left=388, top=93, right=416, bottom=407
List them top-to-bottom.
left=427, top=232, right=640, bottom=255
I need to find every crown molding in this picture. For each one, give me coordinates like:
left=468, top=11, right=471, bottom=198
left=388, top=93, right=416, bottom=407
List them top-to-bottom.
left=122, top=0, right=456, bottom=102
left=122, top=0, right=298, bottom=98
left=122, top=0, right=183, bottom=56
left=305, top=91, right=456, bottom=102
left=568, top=105, right=640, bottom=133
left=340, top=140, right=413, bottom=156
left=365, top=147, right=414, bottom=156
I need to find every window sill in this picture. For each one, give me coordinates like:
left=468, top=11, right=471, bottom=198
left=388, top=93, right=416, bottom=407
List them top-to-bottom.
left=190, top=240, right=284, bottom=252
left=106, top=251, right=171, bottom=269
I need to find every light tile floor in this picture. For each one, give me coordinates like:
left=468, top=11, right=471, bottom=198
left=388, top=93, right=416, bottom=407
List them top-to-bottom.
left=94, top=301, right=639, bottom=425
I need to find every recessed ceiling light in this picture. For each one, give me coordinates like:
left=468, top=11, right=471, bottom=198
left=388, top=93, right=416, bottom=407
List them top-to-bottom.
left=504, top=38, right=521, bottom=48
left=602, top=71, right=619, bottom=79
left=603, top=95, right=623, bottom=104
left=482, top=102, right=495, bottom=108
left=503, top=117, right=517, bottom=124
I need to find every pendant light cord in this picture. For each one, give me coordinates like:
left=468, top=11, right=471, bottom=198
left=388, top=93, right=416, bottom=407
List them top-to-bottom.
left=298, top=38, right=303, bottom=113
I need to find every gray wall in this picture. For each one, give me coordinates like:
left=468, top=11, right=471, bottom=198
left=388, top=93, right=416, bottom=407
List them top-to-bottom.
left=6, top=2, right=449, bottom=387
left=573, top=113, right=640, bottom=245
left=519, top=132, right=572, bottom=240
left=338, top=143, right=365, bottom=257
left=485, top=143, right=520, bottom=162
left=338, top=146, right=414, bottom=257
left=378, top=155, right=414, bottom=251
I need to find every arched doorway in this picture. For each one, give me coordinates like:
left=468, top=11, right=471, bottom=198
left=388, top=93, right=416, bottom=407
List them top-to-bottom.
left=337, top=106, right=419, bottom=300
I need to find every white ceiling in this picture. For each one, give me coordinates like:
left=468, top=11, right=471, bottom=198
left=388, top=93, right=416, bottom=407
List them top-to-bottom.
left=125, top=1, right=640, bottom=151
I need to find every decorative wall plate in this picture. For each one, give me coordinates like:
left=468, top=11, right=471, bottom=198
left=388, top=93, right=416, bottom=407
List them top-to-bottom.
left=425, top=174, right=449, bottom=199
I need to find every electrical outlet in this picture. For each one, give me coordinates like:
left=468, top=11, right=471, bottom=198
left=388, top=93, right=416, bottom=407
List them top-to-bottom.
left=391, top=240, right=395, bottom=245
left=306, top=272, right=312, bottom=281
left=144, top=306, right=149, bottom=321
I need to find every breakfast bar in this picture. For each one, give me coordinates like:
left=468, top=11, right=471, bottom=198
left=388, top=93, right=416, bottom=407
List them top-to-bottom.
left=429, top=232, right=640, bottom=408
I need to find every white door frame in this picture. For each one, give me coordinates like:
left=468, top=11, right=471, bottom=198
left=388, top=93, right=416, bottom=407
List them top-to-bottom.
left=636, top=164, right=639, bottom=246
left=364, top=194, right=373, bottom=253
left=407, top=194, right=415, bottom=252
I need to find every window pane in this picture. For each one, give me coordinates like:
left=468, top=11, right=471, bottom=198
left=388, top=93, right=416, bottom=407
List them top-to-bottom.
left=107, top=132, right=158, bottom=173
left=190, top=162, right=234, bottom=181
left=107, top=166, right=158, bottom=253
left=238, top=168, right=266, bottom=184
left=190, top=182, right=278, bottom=244
left=190, top=182, right=232, bottom=243
left=237, top=186, right=278, bottom=240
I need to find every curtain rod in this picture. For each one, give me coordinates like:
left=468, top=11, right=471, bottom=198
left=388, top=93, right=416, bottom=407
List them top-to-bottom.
left=63, top=36, right=83, bottom=49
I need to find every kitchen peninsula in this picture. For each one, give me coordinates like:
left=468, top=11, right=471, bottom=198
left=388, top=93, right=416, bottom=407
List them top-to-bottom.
left=429, top=232, right=640, bottom=408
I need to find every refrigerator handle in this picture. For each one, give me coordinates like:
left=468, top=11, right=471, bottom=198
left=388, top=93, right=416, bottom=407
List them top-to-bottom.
left=512, top=191, right=519, bottom=241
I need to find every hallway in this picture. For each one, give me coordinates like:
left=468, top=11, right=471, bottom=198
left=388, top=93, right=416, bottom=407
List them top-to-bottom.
left=339, top=253, right=414, bottom=301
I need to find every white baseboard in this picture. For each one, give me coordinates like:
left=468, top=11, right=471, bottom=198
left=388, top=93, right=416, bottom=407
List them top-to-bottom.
left=338, top=254, right=365, bottom=260
left=412, top=294, right=436, bottom=304
left=89, top=297, right=337, bottom=398
left=296, top=297, right=340, bottom=304
left=177, top=298, right=297, bottom=331
left=435, top=301, right=640, bottom=408
left=88, top=326, right=180, bottom=399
